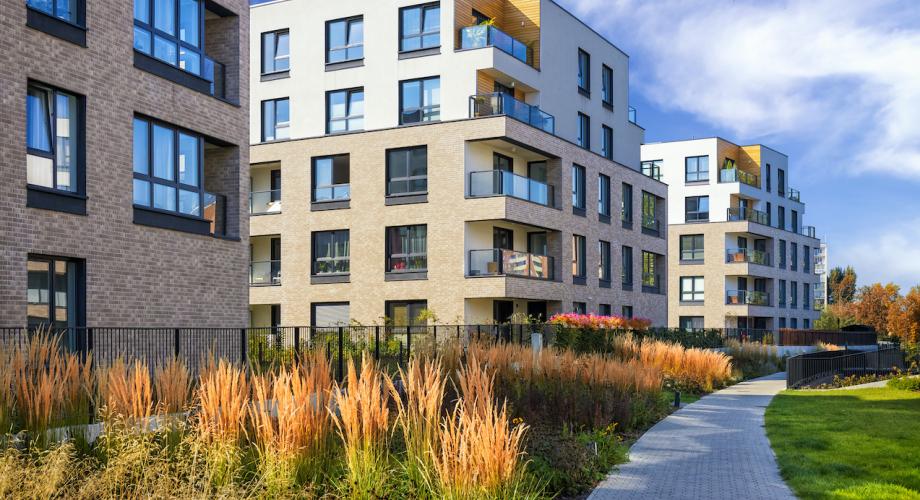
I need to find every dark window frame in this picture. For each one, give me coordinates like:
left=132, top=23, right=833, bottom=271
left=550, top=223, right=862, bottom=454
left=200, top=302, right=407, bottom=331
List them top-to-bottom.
left=27, top=0, right=85, bottom=27
left=133, top=0, right=207, bottom=77
left=398, top=3, right=440, bottom=53
left=326, top=15, right=364, bottom=64
left=261, top=29, right=290, bottom=74
left=577, top=48, right=591, bottom=94
left=601, top=64, right=613, bottom=107
left=399, top=76, right=440, bottom=125
left=26, top=81, right=86, bottom=197
left=326, top=87, right=364, bottom=134
left=261, top=97, right=290, bottom=142
left=577, top=112, right=590, bottom=149
left=132, top=115, right=206, bottom=220
left=601, top=124, right=613, bottom=159
left=386, top=145, right=428, bottom=197
left=311, top=154, right=351, bottom=203
left=685, top=155, right=709, bottom=183
left=571, top=163, right=586, bottom=213
left=598, top=173, right=611, bottom=217
left=621, top=182, right=633, bottom=226
left=685, top=195, right=710, bottom=222
left=386, top=224, right=428, bottom=273
left=312, top=229, right=350, bottom=275
left=572, top=234, right=587, bottom=280
left=680, top=234, right=704, bottom=262
left=598, top=239, right=611, bottom=283
left=622, top=245, right=633, bottom=287
left=26, top=254, right=86, bottom=332
left=680, top=276, right=704, bottom=302
left=386, top=300, right=428, bottom=327
left=622, top=305, right=633, bottom=319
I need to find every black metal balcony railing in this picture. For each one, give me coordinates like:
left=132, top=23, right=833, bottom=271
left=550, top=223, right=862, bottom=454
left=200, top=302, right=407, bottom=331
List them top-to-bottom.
left=460, top=25, right=532, bottom=66
left=203, top=57, right=226, bottom=99
left=469, top=93, right=555, bottom=135
left=642, top=163, right=662, bottom=181
left=719, top=168, right=759, bottom=187
left=468, top=169, right=555, bottom=207
left=787, top=187, right=801, bottom=202
left=249, top=189, right=281, bottom=215
left=203, top=192, right=225, bottom=237
left=727, top=206, right=770, bottom=226
left=641, top=215, right=661, bottom=235
left=800, top=225, right=817, bottom=238
left=725, top=248, right=772, bottom=266
left=468, top=249, right=554, bottom=280
left=250, top=260, right=281, bottom=286
left=726, top=290, right=771, bottom=306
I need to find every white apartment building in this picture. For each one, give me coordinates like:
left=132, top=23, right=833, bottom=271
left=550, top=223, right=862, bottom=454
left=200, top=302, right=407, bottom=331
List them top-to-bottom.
left=247, top=0, right=668, bottom=328
left=641, top=138, right=821, bottom=332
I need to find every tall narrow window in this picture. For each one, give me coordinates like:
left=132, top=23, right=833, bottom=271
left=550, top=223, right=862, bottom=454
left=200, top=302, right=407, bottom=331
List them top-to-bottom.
left=134, top=0, right=204, bottom=76
left=400, top=3, right=440, bottom=52
left=326, top=16, right=363, bottom=63
left=261, top=30, right=290, bottom=74
left=577, top=49, right=590, bottom=94
left=601, top=64, right=613, bottom=107
left=400, top=77, right=440, bottom=124
left=26, top=83, right=82, bottom=194
left=326, top=88, right=364, bottom=133
left=261, top=98, right=290, bottom=141
left=577, top=113, right=590, bottom=149
left=132, top=117, right=204, bottom=217
left=601, top=125, right=613, bottom=159
left=387, top=146, right=428, bottom=196
left=312, top=154, right=350, bottom=202
left=685, top=155, right=709, bottom=182
left=765, top=163, right=772, bottom=192
left=572, top=164, right=586, bottom=212
left=778, top=168, right=786, bottom=196
left=598, top=173, right=611, bottom=218
left=621, top=183, right=633, bottom=225
left=642, top=191, right=659, bottom=234
left=685, top=195, right=709, bottom=222
left=777, top=206, right=786, bottom=230
left=791, top=209, right=799, bottom=233
left=387, top=225, right=428, bottom=273
left=312, top=230, right=350, bottom=275
left=572, top=234, right=586, bottom=281
left=680, top=235, right=704, bottom=261
left=778, top=239, right=787, bottom=268
left=598, top=240, right=611, bottom=283
left=791, top=243, right=798, bottom=271
left=622, top=245, right=633, bottom=287
left=803, top=245, right=811, bottom=272
left=642, top=251, right=659, bottom=291
left=27, top=256, right=83, bottom=333
left=680, top=277, right=704, bottom=302
left=779, top=280, right=787, bottom=307
left=791, top=281, right=799, bottom=308
left=804, top=283, right=811, bottom=310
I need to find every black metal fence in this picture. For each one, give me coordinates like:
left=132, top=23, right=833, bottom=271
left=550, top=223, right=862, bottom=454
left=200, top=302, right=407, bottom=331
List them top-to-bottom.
left=786, top=345, right=906, bottom=388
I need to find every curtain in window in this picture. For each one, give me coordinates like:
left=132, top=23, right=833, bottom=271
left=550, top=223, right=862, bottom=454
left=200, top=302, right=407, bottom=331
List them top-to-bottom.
left=26, top=87, right=51, bottom=152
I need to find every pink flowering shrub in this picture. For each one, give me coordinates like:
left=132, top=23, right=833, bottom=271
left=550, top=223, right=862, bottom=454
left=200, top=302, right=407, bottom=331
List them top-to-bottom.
left=547, top=313, right=651, bottom=331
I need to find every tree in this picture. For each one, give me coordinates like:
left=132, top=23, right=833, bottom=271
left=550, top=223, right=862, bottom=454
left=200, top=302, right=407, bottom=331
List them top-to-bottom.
left=827, top=266, right=857, bottom=304
left=852, top=283, right=900, bottom=334
left=888, top=286, right=920, bottom=344
left=814, top=303, right=857, bottom=330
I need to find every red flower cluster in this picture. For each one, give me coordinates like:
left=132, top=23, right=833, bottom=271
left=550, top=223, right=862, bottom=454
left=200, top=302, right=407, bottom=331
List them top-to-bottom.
left=547, top=313, right=652, bottom=331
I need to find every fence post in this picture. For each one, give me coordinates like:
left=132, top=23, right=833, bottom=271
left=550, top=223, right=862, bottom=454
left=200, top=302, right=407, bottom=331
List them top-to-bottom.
left=433, top=325, right=437, bottom=347
left=337, top=326, right=344, bottom=382
left=374, top=326, right=380, bottom=361
left=407, top=326, right=412, bottom=361
left=87, top=327, right=94, bottom=356
left=294, top=327, right=301, bottom=362
left=174, top=328, right=181, bottom=358
left=240, top=328, right=247, bottom=365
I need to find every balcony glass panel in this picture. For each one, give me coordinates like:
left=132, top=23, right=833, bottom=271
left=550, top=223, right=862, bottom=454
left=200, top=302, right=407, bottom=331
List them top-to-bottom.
left=459, top=25, right=531, bottom=65
left=469, top=93, right=555, bottom=135
left=719, top=168, right=759, bottom=187
left=468, top=170, right=554, bottom=207
left=249, top=189, right=281, bottom=215
left=727, top=207, right=770, bottom=225
left=725, top=248, right=772, bottom=266
left=468, top=249, right=554, bottom=280
left=250, top=260, right=281, bottom=285
left=726, top=290, right=770, bottom=306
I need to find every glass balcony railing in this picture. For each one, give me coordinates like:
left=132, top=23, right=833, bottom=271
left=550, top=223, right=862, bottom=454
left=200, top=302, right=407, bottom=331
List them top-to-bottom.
left=459, top=25, right=531, bottom=66
left=203, top=57, right=226, bottom=100
left=469, top=93, right=555, bottom=135
left=628, top=106, right=637, bottom=124
left=642, top=163, right=662, bottom=181
left=719, top=168, right=759, bottom=187
left=468, top=170, right=555, bottom=207
left=313, top=184, right=350, bottom=202
left=787, top=188, right=801, bottom=202
left=249, top=189, right=281, bottom=215
left=203, top=192, right=225, bottom=237
left=727, top=207, right=770, bottom=226
left=641, top=215, right=661, bottom=235
left=800, top=225, right=816, bottom=238
left=725, top=248, right=772, bottom=266
left=468, top=249, right=554, bottom=280
left=250, top=260, right=281, bottom=286
left=642, top=272, right=661, bottom=293
left=726, top=290, right=770, bottom=306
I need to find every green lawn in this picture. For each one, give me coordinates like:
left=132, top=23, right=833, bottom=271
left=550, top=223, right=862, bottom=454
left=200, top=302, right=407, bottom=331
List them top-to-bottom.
left=765, top=387, right=920, bottom=500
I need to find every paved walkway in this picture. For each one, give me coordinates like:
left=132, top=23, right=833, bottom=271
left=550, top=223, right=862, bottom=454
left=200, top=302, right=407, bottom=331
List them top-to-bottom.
left=590, top=372, right=795, bottom=500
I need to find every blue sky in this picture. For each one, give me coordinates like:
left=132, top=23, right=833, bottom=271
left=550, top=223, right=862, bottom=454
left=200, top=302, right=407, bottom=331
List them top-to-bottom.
left=556, top=0, right=920, bottom=290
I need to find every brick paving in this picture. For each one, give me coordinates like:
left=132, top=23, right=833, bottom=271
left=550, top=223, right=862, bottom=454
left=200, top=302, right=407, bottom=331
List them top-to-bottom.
left=590, top=372, right=795, bottom=500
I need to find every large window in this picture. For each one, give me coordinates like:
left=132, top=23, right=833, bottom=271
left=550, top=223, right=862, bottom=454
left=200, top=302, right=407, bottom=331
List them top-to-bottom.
left=28, top=0, right=82, bottom=24
left=134, top=0, right=204, bottom=76
left=399, top=3, right=439, bottom=52
left=326, top=16, right=363, bottom=63
left=261, top=30, right=290, bottom=74
left=577, top=49, right=590, bottom=93
left=601, top=64, right=613, bottom=106
left=400, top=77, right=440, bottom=124
left=26, top=83, right=81, bottom=194
left=327, top=88, right=364, bottom=133
left=261, top=98, right=290, bottom=142
left=577, top=113, right=590, bottom=149
left=133, top=117, right=204, bottom=217
left=601, top=125, right=613, bottom=160
left=386, top=146, right=427, bottom=196
left=312, top=154, right=350, bottom=202
left=685, top=155, right=709, bottom=182
left=572, top=164, right=586, bottom=212
left=778, top=168, right=786, bottom=196
left=598, top=173, right=611, bottom=218
left=621, top=183, right=633, bottom=225
left=642, top=191, right=659, bottom=233
left=685, top=195, right=710, bottom=222
left=777, top=206, right=786, bottom=230
left=387, top=225, right=427, bottom=273
left=312, top=230, right=350, bottom=275
left=572, top=235, right=586, bottom=280
left=680, top=235, right=704, bottom=261
left=778, top=239, right=787, bottom=268
left=598, top=240, right=611, bottom=283
left=791, top=243, right=798, bottom=271
left=622, top=245, right=633, bottom=286
left=642, top=251, right=658, bottom=290
left=27, top=256, right=82, bottom=331
left=680, top=277, right=704, bottom=302
left=779, top=280, right=787, bottom=307
left=791, top=281, right=799, bottom=308
left=386, top=300, right=428, bottom=327
left=312, top=302, right=350, bottom=327
left=679, top=317, right=704, bottom=331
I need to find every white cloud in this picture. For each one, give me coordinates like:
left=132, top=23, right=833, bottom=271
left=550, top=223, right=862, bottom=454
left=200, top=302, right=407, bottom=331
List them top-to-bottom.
left=558, top=0, right=920, bottom=179
left=830, top=218, right=920, bottom=290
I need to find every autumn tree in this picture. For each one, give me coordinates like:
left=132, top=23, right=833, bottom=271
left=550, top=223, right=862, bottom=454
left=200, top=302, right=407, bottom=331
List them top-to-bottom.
left=827, top=266, right=857, bottom=304
left=852, top=283, right=900, bottom=334
left=888, top=286, right=920, bottom=344
left=814, top=303, right=857, bottom=330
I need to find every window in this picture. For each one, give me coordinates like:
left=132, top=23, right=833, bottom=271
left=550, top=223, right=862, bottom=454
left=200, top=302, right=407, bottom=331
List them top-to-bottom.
left=28, top=0, right=82, bottom=24
left=134, top=0, right=204, bottom=76
left=399, top=3, right=440, bottom=52
left=326, top=16, right=363, bottom=63
left=261, top=30, right=290, bottom=74
left=577, top=49, right=590, bottom=93
left=601, top=64, right=613, bottom=106
left=400, top=77, right=440, bottom=124
left=26, top=83, right=82, bottom=194
left=326, top=88, right=364, bottom=133
left=261, top=98, right=290, bottom=142
left=577, top=113, right=590, bottom=149
left=133, top=117, right=204, bottom=217
left=601, top=125, right=613, bottom=160
left=387, top=146, right=428, bottom=196
left=493, top=152, right=513, bottom=171
left=312, top=154, right=350, bottom=202
left=685, top=155, right=709, bottom=182
left=641, top=160, right=662, bottom=180
left=766, top=163, right=771, bottom=192
left=572, top=164, right=586, bottom=212
left=778, top=168, right=786, bottom=196
left=598, top=174, right=611, bottom=218
left=621, top=183, right=633, bottom=225
left=642, top=191, right=659, bottom=233
left=685, top=196, right=709, bottom=222
left=766, top=202, right=772, bottom=226
left=777, top=206, right=786, bottom=230
left=791, top=210, right=799, bottom=233
left=387, top=225, right=427, bottom=273
left=312, top=230, right=349, bottom=275
left=572, top=235, right=586, bottom=280
left=680, top=235, right=704, bottom=262
left=778, top=239, right=787, bottom=268
left=598, top=240, right=611, bottom=283
left=791, top=243, right=798, bottom=271
left=803, top=245, right=811, bottom=272
left=622, top=246, right=633, bottom=286
left=642, top=251, right=658, bottom=290
left=27, top=256, right=83, bottom=331
left=680, top=277, right=704, bottom=302
left=779, top=280, right=787, bottom=307
left=790, top=281, right=799, bottom=308
left=804, top=283, right=811, bottom=309
left=386, top=300, right=428, bottom=327
left=312, top=302, right=350, bottom=327
left=573, top=302, right=587, bottom=314
left=599, top=304, right=612, bottom=316
left=622, top=305, right=633, bottom=319
left=679, top=317, right=704, bottom=331
left=778, top=317, right=786, bottom=329
left=791, top=318, right=798, bottom=329
left=803, top=318, right=810, bottom=329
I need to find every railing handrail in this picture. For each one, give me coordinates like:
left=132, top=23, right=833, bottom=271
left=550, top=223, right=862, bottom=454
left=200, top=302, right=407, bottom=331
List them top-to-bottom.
left=459, top=24, right=532, bottom=66
left=469, top=93, right=555, bottom=135
left=719, top=167, right=759, bottom=187
left=468, top=168, right=555, bottom=207
left=787, top=187, right=801, bottom=201
left=249, top=188, right=281, bottom=196
left=727, top=206, right=769, bottom=225
left=468, top=248, right=555, bottom=280
left=725, top=248, right=772, bottom=265
left=726, top=289, right=771, bottom=306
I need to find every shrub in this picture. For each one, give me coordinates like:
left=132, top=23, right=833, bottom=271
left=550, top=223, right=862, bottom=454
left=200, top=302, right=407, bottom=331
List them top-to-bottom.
left=724, top=339, right=784, bottom=380
left=887, top=376, right=920, bottom=391
left=526, top=423, right=627, bottom=498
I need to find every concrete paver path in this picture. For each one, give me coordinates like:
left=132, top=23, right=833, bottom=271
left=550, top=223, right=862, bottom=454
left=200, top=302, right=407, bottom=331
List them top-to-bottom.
left=590, top=372, right=795, bottom=500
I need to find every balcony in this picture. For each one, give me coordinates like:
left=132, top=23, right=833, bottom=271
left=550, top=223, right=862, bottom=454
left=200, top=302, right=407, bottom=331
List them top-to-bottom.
left=460, top=25, right=532, bottom=66
left=203, top=57, right=226, bottom=100
left=470, top=93, right=555, bottom=135
left=628, top=106, right=637, bottom=124
left=641, top=162, right=662, bottom=181
left=719, top=168, right=759, bottom=187
left=469, top=170, right=555, bottom=207
left=787, top=188, right=801, bottom=202
left=249, top=189, right=281, bottom=215
left=203, top=192, right=226, bottom=237
left=727, top=207, right=769, bottom=226
left=641, top=215, right=661, bottom=236
left=800, top=225, right=816, bottom=238
left=726, top=248, right=772, bottom=266
left=468, top=249, right=554, bottom=280
left=250, top=260, right=281, bottom=286
left=642, top=273, right=661, bottom=294
left=726, top=290, right=771, bottom=306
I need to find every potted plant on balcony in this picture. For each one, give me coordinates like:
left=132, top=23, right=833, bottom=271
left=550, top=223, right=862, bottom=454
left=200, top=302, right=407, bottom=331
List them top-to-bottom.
left=733, top=250, right=747, bottom=263
left=729, top=293, right=741, bottom=305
